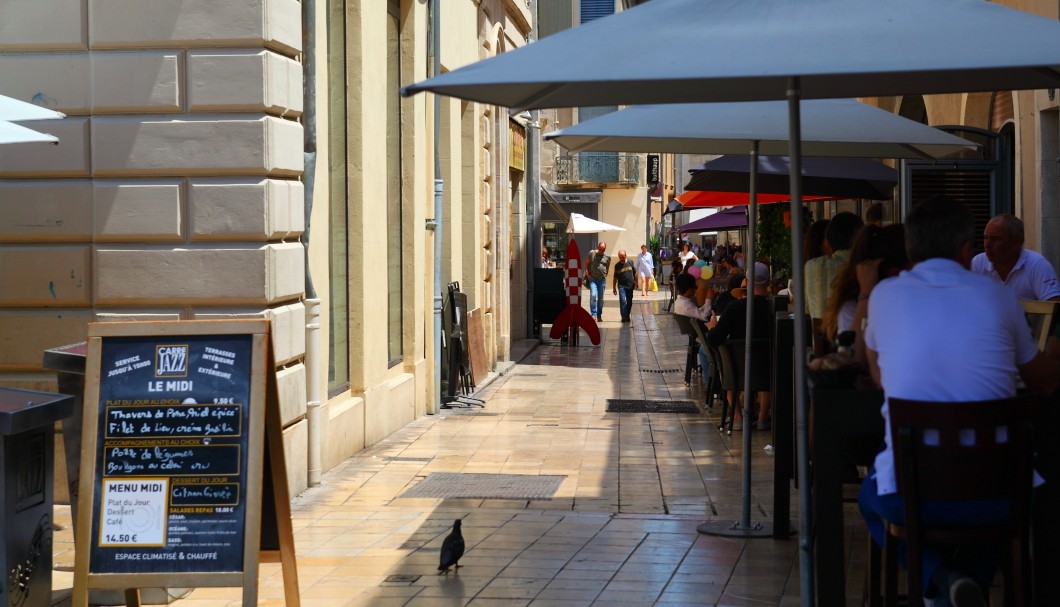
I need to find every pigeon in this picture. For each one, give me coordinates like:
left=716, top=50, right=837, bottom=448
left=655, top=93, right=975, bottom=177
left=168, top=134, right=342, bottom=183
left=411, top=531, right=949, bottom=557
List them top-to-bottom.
left=437, top=519, right=465, bottom=575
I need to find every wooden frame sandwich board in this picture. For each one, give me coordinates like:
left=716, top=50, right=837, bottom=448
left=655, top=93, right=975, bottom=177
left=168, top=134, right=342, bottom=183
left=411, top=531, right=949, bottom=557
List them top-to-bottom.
left=72, top=320, right=299, bottom=606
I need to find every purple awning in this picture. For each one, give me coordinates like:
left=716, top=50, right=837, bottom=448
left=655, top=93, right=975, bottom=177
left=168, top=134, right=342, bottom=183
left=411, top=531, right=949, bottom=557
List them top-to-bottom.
left=672, top=207, right=746, bottom=233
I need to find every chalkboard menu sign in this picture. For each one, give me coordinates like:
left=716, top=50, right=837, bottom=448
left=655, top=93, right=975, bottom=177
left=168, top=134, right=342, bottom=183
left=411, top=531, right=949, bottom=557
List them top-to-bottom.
left=72, top=320, right=298, bottom=607
left=89, top=332, right=253, bottom=574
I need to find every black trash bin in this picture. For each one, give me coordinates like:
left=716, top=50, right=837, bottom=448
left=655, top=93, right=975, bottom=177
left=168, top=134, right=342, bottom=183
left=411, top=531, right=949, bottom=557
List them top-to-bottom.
left=43, top=343, right=191, bottom=605
left=0, top=387, right=74, bottom=607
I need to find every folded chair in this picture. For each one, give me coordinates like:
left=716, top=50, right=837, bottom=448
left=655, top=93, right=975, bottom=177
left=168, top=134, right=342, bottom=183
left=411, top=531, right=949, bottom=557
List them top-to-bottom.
left=672, top=313, right=699, bottom=386
left=689, top=318, right=722, bottom=411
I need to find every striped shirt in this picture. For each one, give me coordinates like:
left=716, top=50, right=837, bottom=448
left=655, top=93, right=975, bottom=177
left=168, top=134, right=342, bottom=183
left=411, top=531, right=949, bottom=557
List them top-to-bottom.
left=803, top=249, right=849, bottom=319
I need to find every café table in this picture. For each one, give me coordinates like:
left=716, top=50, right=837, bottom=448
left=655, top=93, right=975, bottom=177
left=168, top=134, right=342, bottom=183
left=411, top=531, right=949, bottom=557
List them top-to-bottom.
left=811, top=385, right=884, bottom=606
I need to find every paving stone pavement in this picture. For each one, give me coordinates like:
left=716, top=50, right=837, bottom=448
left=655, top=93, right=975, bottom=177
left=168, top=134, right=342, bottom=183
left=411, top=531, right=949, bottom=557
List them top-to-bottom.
left=50, top=290, right=877, bottom=606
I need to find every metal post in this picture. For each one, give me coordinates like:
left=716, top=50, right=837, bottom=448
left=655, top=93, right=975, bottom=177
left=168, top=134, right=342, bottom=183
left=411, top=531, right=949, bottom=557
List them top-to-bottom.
left=429, top=0, right=443, bottom=415
left=525, top=2, right=540, bottom=340
left=789, top=77, right=816, bottom=607
left=527, top=109, right=540, bottom=338
left=698, top=140, right=771, bottom=539
left=741, top=142, right=759, bottom=528
left=645, top=183, right=652, bottom=252
left=305, top=298, right=322, bottom=486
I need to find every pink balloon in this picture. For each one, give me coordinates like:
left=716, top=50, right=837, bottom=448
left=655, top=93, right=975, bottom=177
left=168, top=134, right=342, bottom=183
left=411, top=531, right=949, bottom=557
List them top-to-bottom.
left=687, top=265, right=702, bottom=279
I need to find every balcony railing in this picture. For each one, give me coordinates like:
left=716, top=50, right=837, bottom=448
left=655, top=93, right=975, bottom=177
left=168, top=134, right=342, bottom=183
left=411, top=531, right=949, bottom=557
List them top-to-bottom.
left=555, top=153, right=640, bottom=186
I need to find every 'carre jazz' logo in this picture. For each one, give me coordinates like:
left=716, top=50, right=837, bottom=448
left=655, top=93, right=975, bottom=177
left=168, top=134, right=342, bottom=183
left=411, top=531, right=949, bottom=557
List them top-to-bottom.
left=155, top=345, right=189, bottom=378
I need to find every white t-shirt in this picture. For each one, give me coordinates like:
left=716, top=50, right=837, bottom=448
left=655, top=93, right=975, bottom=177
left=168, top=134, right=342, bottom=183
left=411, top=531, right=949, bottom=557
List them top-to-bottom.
left=971, top=248, right=1060, bottom=301
left=678, top=250, right=697, bottom=265
left=636, top=252, right=655, bottom=276
left=864, top=258, right=1039, bottom=495
left=674, top=294, right=713, bottom=322
left=838, top=299, right=857, bottom=334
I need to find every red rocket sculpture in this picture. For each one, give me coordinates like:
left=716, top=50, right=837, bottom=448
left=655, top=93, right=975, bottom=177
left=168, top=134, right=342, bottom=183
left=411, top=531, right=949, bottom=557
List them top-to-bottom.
left=549, top=239, right=601, bottom=345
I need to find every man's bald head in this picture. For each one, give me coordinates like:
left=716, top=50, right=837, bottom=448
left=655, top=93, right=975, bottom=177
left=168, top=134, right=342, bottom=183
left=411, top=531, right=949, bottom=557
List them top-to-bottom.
left=983, top=213, right=1024, bottom=268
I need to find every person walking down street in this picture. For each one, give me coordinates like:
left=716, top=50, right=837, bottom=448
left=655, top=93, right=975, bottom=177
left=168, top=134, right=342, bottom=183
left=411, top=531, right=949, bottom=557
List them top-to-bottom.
left=859, top=196, right=1060, bottom=606
left=971, top=213, right=1060, bottom=301
left=585, top=242, right=611, bottom=322
left=636, top=244, right=655, bottom=296
left=613, top=250, right=637, bottom=323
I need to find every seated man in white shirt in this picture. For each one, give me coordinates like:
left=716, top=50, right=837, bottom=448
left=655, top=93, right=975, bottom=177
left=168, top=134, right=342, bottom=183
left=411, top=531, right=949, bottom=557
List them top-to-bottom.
left=859, top=196, right=1060, bottom=607
left=971, top=213, right=1060, bottom=301
left=673, top=273, right=716, bottom=389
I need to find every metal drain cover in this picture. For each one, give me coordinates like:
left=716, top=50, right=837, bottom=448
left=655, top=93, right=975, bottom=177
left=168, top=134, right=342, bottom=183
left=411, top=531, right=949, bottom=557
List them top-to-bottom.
left=640, top=368, right=683, bottom=373
left=606, top=399, right=700, bottom=414
left=448, top=411, right=502, bottom=417
left=399, top=473, right=565, bottom=500
left=384, top=574, right=421, bottom=584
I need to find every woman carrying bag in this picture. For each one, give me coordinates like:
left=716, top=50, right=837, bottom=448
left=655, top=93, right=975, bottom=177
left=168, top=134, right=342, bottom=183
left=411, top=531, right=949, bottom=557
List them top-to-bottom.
left=636, top=244, right=656, bottom=297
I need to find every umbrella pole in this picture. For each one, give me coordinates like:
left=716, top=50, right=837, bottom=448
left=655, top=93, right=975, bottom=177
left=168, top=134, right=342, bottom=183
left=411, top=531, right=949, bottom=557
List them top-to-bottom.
left=789, top=78, right=816, bottom=607
left=698, top=140, right=771, bottom=538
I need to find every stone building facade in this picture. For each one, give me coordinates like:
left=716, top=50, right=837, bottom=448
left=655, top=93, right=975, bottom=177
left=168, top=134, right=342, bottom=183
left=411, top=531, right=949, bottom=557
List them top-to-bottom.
left=0, top=0, right=529, bottom=499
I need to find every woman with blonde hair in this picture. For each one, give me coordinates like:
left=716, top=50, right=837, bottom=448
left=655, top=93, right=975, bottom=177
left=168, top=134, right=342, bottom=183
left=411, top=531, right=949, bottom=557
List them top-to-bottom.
left=635, top=244, right=655, bottom=296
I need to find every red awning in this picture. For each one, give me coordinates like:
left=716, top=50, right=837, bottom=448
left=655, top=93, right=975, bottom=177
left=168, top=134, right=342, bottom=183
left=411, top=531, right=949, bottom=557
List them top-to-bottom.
left=676, top=190, right=838, bottom=208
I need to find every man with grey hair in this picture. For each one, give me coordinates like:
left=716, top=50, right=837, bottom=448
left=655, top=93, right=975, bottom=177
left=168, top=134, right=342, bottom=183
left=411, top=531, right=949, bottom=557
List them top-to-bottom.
left=860, top=196, right=1060, bottom=606
left=971, top=213, right=1060, bottom=301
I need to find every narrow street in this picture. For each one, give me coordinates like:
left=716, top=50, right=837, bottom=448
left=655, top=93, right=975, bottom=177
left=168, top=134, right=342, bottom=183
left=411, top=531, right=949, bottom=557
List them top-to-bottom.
left=52, top=291, right=872, bottom=606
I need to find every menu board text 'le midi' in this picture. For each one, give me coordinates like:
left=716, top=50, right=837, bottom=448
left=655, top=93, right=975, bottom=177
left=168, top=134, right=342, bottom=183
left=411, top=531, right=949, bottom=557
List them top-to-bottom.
left=89, top=335, right=253, bottom=574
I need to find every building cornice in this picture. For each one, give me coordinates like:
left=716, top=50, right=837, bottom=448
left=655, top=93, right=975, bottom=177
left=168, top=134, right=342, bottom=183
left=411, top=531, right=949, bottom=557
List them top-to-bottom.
left=501, top=0, right=533, bottom=37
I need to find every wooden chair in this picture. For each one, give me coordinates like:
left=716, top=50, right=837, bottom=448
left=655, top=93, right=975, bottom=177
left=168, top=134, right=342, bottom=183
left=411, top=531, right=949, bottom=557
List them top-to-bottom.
left=667, top=275, right=678, bottom=311
left=1021, top=300, right=1058, bottom=351
left=715, top=342, right=739, bottom=433
left=880, top=394, right=1037, bottom=607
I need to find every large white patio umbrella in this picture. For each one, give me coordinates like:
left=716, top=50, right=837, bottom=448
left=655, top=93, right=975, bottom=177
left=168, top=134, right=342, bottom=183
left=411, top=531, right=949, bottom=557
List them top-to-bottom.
left=403, top=0, right=1060, bottom=107
left=404, top=1, right=1060, bottom=602
left=0, top=93, right=65, bottom=145
left=0, top=94, right=65, bottom=122
left=547, top=98, right=974, bottom=542
left=547, top=99, right=976, bottom=159
left=0, top=120, right=58, bottom=145
left=565, top=212, right=625, bottom=234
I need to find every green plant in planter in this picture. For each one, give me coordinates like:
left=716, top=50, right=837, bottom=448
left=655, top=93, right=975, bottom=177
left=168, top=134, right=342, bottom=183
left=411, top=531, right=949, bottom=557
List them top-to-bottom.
left=756, top=204, right=813, bottom=280
left=648, top=234, right=661, bottom=276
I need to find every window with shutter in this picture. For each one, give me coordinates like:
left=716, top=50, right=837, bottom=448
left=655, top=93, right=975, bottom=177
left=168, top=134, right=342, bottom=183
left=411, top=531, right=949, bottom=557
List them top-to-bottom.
left=580, top=0, right=614, bottom=23
left=902, top=125, right=1014, bottom=255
